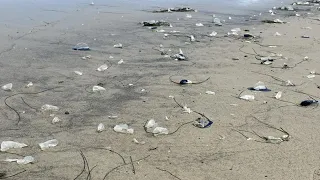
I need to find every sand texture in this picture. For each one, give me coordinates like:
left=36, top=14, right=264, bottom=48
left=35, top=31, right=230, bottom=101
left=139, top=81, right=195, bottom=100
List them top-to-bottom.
left=1, top=1, right=320, bottom=180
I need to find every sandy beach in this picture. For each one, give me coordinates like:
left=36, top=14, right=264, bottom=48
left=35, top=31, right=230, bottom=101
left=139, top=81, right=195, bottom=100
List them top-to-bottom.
left=1, top=0, right=320, bottom=179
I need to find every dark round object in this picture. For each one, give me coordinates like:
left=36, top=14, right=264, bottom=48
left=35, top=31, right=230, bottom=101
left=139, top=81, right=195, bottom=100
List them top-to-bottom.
left=244, top=33, right=254, bottom=38
left=179, top=80, right=189, bottom=84
left=300, top=100, right=316, bottom=106
left=65, top=111, right=70, bottom=115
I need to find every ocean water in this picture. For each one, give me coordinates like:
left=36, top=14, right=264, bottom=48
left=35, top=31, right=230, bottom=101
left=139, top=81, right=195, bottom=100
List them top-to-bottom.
left=0, top=0, right=294, bottom=28
left=1, top=0, right=294, bottom=12
left=101, top=0, right=294, bottom=10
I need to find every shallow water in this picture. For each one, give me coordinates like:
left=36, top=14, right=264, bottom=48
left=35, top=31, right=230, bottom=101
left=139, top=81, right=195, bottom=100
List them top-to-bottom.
left=0, top=0, right=295, bottom=28
left=1, top=0, right=294, bottom=13
left=101, top=0, right=294, bottom=11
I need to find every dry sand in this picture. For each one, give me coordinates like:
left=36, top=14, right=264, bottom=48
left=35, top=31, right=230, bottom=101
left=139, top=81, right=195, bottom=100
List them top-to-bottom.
left=1, top=1, right=320, bottom=180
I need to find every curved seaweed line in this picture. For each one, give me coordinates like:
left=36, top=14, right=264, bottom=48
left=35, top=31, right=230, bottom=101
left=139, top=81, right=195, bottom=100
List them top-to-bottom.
left=4, top=87, right=60, bottom=125
left=73, top=151, right=87, bottom=180
left=102, top=155, right=150, bottom=180
left=1, top=170, right=26, bottom=179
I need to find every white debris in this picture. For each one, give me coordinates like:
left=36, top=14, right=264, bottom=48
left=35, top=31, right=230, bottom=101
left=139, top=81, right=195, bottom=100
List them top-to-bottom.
left=186, top=14, right=192, bottom=18
left=229, top=16, right=232, bottom=20
left=213, top=18, right=222, bottom=26
left=274, top=19, right=284, bottom=23
left=196, top=23, right=204, bottom=27
left=302, top=27, right=312, bottom=29
left=229, top=28, right=241, bottom=36
left=231, top=28, right=241, bottom=32
left=156, top=29, right=165, bottom=33
left=209, top=31, right=217, bottom=37
left=228, top=32, right=239, bottom=36
left=274, top=32, right=281, bottom=36
left=190, top=35, right=196, bottom=42
left=113, top=43, right=123, bottom=48
left=172, top=48, right=186, bottom=60
left=179, top=48, right=183, bottom=55
left=81, top=55, right=92, bottom=60
left=109, top=56, right=114, bottom=59
left=304, top=56, right=309, bottom=60
left=260, top=57, right=272, bottom=61
left=118, top=59, right=124, bottom=64
left=262, top=61, right=272, bottom=65
left=97, top=64, right=108, bottom=71
left=310, top=70, right=316, bottom=75
left=74, top=71, right=83, bottom=75
left=307, top=74, right=316, bottom=79
left=286, top=80, right=295, bottom=86
left=253, top=81, right=268, bottom=91
left=26, top=82, right=33, bottom=88
left=1, top=83, right=12, bottom=91
left=92, top=86, right=106, bottom=92
left=205, top=91, right=215, bottom=95
left=275, top=91, right=282, bottom=99
left=240, top=95, right=255, bottom=101
left=41, top=104, right=59, bottom=111
left=183, top=105, right=192, bottom=113
left=165, top=116, right=169, bottom=121
left=52, top=117, right=61, bottom=124
left=144, top=119, right=168, bottom=136
left=145, top=119, right=158, bottom=129
left=97, top=123, right=105, bottom=132
left=114, top=124, right=134, bottom=134
left=152, top=127, right=169, bottom=135
left=219, top=135, right=226, bottom=140
left=266, top=136, right=283, bottom=144
left=133, top=138, right=145, bottom=145
left=39, top=139, right=58, bottom=150
left=1, top=141, right=28, bottom=152
left=5, top=156, right=34, bottom=165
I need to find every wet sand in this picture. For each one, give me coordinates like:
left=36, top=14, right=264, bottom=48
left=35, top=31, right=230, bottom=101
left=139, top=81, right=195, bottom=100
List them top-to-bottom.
left=1, top=1, right=320, bottom=180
